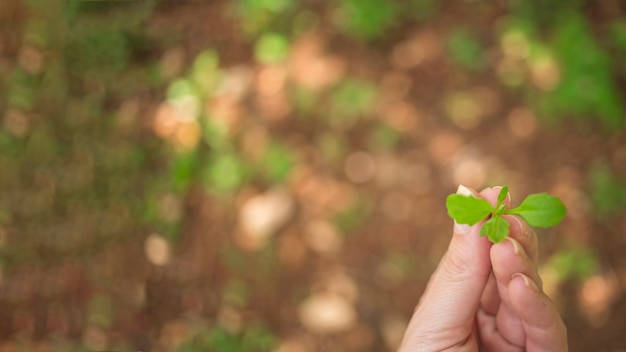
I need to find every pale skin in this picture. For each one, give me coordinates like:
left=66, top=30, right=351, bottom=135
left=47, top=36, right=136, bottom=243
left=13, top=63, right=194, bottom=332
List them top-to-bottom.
left=399, top=186, right=568, bottom=352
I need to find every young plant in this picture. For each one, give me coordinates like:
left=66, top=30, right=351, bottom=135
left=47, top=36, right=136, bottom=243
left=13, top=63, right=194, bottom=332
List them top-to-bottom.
left=446, top=186, right=566, bottom=243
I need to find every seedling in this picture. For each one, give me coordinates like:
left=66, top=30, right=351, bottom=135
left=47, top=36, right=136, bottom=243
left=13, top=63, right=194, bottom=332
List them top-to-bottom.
left=446, top=186, right=566, bottom=243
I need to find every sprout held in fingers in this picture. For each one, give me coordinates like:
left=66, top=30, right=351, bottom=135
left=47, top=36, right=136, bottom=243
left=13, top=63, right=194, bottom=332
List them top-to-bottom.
left=446, top=186, right=566, bottom=243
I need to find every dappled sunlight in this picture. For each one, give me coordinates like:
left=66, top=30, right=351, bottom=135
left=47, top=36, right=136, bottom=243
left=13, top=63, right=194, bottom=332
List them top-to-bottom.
left=2, top=0, right=626, bottom=350
left=390, top=30, right=443, bottom=70
left=288, top=33, right=346, bottom=90
left=530, top=54, right=560, bottom=92
left=255, top=64, right=290, bottom=122
left=445, top=92, right=484, bottom=130
left=507, top=106, right=537, bottom=138
left=427, top=131, right=464, bottom=166
left=344, top=151, right=376, bottom=184
left=236, top=187, right=294, bottom=251
left=304, top=220, right=343, bottom=255
left=144, top=234, right=171, bottom=266
left=299, top=271, right=359, bottom=334
left=578, top=273, right=620, bottom=327
left=299, top=292, right=357, bottom=334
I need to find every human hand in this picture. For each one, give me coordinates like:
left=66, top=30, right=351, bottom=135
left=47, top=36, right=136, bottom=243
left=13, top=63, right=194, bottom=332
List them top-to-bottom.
left=398, top=186, right=568, bottom=351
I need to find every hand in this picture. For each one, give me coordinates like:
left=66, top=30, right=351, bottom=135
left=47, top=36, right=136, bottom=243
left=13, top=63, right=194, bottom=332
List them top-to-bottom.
left=398, top=186, right=568, bottom=351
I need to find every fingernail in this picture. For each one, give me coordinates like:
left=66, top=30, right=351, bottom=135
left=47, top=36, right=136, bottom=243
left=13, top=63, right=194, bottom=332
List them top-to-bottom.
left=456, top=184, right=474, bottom=197
left=509, top=215, right=531, bottom=240
left=454, top=221, right=472, bottom=235
left=505, top=237, right=527, bottom=258
left=512, top=273, right=540, bottom=292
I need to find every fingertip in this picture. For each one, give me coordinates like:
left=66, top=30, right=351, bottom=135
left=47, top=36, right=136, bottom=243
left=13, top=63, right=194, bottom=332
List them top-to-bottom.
left=457, top=184, right=473, bottom=196
left=502, top=214, right=538, bottom=261
left=504, top=215, right=528, bottom=236
left=511, top=272, right=539, bottom=293
left=509, top=273, right=568, bottom=350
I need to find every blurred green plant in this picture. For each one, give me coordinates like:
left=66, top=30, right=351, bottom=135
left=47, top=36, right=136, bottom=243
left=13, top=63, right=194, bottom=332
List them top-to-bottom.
left=232, top=0, right=294, bottom=36
left=333, top=0, right=398, bottom=40
left=505, top=0, right=585, bottom=27
left=499, top=10, right=626, bottom=129
left=535, top=13, right=625, bottom=129
left=609, top=20, right=626, bottom=58
left=65, top=27, right=130, bottom=75
left=446, top=29, right=486, bottom=71
left=254, top=32, right=290, bottom=63
left=6, top=70, right=38, bottom=110
left=328, top=79, right=377, bottom=128
left=368, top=123, right=402, bottom=152
left=260, top=141, right=295, bottom=184
left=203, top=152, right=250, bottom=195
left=589, top=163, right=626, bottom=218
left=333, top=194, right=374, bottom=235
left=543, top=245, right=599, bottom=282
left=223, top=279, right=251, bottom=308
left=180, top=324, right=276, bottom=352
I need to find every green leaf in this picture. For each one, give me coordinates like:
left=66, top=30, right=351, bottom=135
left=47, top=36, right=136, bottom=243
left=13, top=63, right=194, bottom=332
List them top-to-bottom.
left=497, top=186, right=509, bottom=206
left=508, top=193, right=566, bottom=227
left=446, top=194, right=494, bottom=225
left=480, top=215, right=510, bottom=243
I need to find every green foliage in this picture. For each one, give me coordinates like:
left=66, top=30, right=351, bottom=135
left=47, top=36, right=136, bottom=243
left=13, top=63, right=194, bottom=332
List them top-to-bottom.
left=233, top=0, right=293, bottom=35
left=334, top=0, right=398, bottom=40
left=409, top=0, right=437, bottom=20
left=505, top=0, right=585, bottom=26
left=536, top=13, right=625, bottom=129
left=609, top=20, right=626, bottom=57
left=65, top=27, right=130, bottom=75
left=446, top=29, right=485, bottom=71
left=255, top=32, right=290, bottom=63
left=190, top=50, right=221, bottom=96
left=7, top=70, right=38, bottom=110
left=329, top=79, right=377, bottom=128
left=367, top=124, right=401, bottom=152
left=260, top=141, right=295, bottom=183
left=171, top=150, right=200, bottom=191
left=203, top=153, right=249, bottom=195
left=589, top=163, right=626, bottom=218
left=446, top=186, right=566, bottom=243
left=511, top=193, right=567, bottom=227
left=446, top=194, right=493, bottom=225
left=334, top=195, right=374, bottom=235
left=481, top=215, right=510, bottom=244
left=545, top=245, right=599, bottom=281
left=223, top=279, right=251, bottom=308
left=87, top=295, right=115, bottom=328
left=179, top=325, right=276, bottom=352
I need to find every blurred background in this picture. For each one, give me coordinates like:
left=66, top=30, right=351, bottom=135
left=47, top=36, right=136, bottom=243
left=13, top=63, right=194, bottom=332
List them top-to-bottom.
left=1, top=0, right=626, bottom=351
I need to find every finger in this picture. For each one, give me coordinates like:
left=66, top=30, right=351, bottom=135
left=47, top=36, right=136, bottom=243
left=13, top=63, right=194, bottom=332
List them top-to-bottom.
left=400, top=185, right=492, bottom=348
left=477, top=186, right=510, bottom=317
left=479, top=186, right=511, bottom=209
left=504, top=214, right=539, bottom=263
left=490, top=234, right=542, bottom=346
left=479, top=272, right=499, bottom=316
left=509, top=273, right=569, bottom=351
left=476, top=309, right=524, bottom=352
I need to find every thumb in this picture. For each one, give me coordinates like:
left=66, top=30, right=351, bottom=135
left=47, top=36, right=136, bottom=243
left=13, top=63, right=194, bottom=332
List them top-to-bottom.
left=400, top=185, right=493, bottom=349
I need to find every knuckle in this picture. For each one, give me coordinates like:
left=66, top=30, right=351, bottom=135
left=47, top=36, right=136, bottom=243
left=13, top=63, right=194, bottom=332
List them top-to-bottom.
left=441, top=250, right=473, bottom=279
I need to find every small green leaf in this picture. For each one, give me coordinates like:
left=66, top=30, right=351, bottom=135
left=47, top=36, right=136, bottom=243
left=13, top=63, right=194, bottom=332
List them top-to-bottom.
left=497, top=186, right=509, bottom=206
left=508, top=193, right=566, bottom=227
left=446, top=194, right=494, bottom=225
left=496, top=203, right=507, bottom=215
left=480, top=215, right=510, bottom=243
